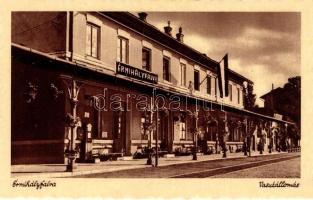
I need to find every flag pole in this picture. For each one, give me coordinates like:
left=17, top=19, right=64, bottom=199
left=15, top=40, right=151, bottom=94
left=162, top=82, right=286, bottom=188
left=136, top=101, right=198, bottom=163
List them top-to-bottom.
left=218, top=53, right=228, bottom=64
left=201, top=55, right=227, bottom=87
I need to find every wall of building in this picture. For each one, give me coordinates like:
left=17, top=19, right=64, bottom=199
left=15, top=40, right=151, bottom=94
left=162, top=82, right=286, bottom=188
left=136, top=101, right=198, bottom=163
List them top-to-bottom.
left=11, top=11, right=245, bottom=110
left=12, top=12, right=67, bottom=54
left=12, top=12, right=293, bottom=164
left=70, top=12, right=244, bottom=109
left=12, top=45, right=290, bottom=164
left=11, top=52, right=66, bottom=164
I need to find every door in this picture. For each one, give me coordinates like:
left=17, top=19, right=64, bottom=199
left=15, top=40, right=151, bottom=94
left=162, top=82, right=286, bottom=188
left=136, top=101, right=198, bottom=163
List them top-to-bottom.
left=113, top=108, right=126, bottom=154
left=159, top=111, right=169, bottom=151
left=252, top=135, right=256, bottom=151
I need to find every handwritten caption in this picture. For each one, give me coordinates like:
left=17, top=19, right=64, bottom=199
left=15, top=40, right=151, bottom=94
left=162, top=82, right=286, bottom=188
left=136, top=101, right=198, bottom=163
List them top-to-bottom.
left=12, top=179, right=56, bottom=190
left=259, top=181, right=300, bottom=188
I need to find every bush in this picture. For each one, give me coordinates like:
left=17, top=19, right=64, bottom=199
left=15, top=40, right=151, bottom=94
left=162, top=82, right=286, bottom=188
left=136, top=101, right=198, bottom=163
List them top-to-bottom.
left=206, top=148, right=213, bottom=155
left=235, top=148, right=242, bottom=153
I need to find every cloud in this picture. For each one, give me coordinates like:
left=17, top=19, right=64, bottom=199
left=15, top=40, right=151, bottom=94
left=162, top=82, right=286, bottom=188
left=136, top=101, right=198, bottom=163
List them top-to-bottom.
left=145, top=12, right=300, bottom=105
left=184, top=34, right=214, bottom=55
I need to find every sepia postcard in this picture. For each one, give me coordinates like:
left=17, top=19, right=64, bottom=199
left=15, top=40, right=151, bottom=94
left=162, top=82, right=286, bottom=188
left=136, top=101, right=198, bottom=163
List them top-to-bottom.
left=0, top=0, right=313, bottom=198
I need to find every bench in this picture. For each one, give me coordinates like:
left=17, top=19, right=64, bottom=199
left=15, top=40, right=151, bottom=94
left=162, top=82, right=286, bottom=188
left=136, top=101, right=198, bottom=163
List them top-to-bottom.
left=174, top=146, right=192, bottom=156
left=287, top=147, right=301, bottom=152
left=133, top=149, right=168, bottom=159
left=153, top=150, right=168, bottom=157
left=99, top=153, right=123, bottom=161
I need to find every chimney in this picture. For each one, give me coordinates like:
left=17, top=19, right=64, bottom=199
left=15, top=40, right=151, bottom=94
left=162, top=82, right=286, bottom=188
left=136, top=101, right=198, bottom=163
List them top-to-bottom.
left=138, top=12, right=148, bottom=22
left=164, top=21, right=172, bottom=36
left=176, top=27, right=184, bottom=42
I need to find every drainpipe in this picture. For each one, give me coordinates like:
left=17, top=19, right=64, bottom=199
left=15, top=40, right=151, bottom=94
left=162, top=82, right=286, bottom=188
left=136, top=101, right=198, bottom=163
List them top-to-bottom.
left=66, top=11, right=74, bottom=61
left=146, top=97, right=153, bottom=165
left=155, top=110, right=159, bottom=166
left=192, top=111, right=198, bottom=160
left=222, top=112, right=227, bottom=158
left=244, top=117, right=248, bottom=156
left=247, top=118, right=251, bottom=156
left=215, top=120, right=219, bottom=154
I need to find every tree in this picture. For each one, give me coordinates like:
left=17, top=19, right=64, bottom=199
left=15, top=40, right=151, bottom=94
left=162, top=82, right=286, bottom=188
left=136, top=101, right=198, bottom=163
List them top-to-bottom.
left=267, top=76, right=300, bottom=147
left=269, top=76, right=301, bottom=126
left=280, top=76, right=301, bottom=129
left=243, top=82, right=256, bottom=111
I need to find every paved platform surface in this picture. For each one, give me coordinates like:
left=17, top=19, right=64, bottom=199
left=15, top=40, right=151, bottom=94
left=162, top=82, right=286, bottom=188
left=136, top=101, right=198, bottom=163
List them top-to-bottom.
left=11, top=151, right=289, bottom=178
left=74, top=152, right=299, bottom=178
left=210, top=156, right=300, bottom=178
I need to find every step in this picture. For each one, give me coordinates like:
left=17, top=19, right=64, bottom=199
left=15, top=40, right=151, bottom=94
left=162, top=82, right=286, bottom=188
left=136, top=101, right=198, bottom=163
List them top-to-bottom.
left=163, top=154, right=175, bottom=158
left=117, top=156, right=133, bottom=161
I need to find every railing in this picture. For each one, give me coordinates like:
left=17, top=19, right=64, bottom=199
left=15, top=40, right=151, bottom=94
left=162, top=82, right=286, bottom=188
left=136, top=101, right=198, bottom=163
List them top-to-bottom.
left=287, top=147, right=301, bottom=152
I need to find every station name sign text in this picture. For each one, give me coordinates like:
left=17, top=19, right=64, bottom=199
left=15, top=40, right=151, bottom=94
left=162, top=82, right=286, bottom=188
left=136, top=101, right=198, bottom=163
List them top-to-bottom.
left=116, top=62, right=158, bottom=84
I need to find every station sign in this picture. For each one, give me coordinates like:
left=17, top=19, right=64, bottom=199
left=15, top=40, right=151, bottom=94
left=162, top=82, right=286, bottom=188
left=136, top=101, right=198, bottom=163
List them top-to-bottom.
left=116, top=62, right=158, bottom=84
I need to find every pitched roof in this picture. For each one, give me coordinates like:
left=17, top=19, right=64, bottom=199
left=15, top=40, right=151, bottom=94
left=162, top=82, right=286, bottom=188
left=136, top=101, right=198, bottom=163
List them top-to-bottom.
left=260, top=87, right=284, bottom=99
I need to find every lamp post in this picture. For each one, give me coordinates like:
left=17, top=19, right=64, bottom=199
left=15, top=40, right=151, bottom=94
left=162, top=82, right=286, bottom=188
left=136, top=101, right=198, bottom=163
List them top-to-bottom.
left=63, top=78, right=82, bottom=172
left=146, top=97, right=154, bottom=165
left=155, top=109, right=159, bottom=166
left=192, top=110, right=199, bottom=160
left=146, top=113, right=153, bottom=165
left=221, top=113, right=228, bottom=158
left=243, top=118, right=248, bottom=156
left=215, top=119, right=219, bottom=154
left=247, top=119, right=251, bottom=157
left=285, top=123, right=289, bottom=152
left=243, top=128, right=247, bottom=156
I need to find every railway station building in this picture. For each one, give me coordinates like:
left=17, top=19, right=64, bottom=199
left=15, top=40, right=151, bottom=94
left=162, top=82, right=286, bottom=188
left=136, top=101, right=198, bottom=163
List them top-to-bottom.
left=11, top=12, right=299, bottom=164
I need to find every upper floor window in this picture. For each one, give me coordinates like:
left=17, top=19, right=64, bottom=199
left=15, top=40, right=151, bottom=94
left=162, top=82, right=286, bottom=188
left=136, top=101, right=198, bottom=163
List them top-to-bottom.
left=86, top=23, right=100, bottom=58
left=117, top=36, right=129, bottom=64
left=142, top=48, right=151, bottom=71
left=163, top=56, right=171, bottom=82
left=180, top=63, right=186, bottom=87
left=194, top=70, right=200, bottom=91
left=207, top=75, right=211, bottom=95
left=215, top=77, right=218, bottom=96
left=228, top=84, right=233, bottom=101
left=237, top=88, right=240, bottom=104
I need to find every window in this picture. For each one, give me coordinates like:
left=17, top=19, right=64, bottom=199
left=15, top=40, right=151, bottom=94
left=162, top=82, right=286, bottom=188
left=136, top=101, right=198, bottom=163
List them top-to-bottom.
left=86, top=23, right=100, bottom=58
left=117, top=37, right=129, bottom=63
left=142, top=48, right=151, bottom=71
left=163, top=56, right=171, bottom=82
left=180, top=63, right=186, bottom=86
left=194, top=70, right=200, bottom=91
left=207, top=75, right=211, bottom=95
left=215, top=77, right=217, bottom=96
left=228, top=84, right=232, bottom=101
left=237, top=88, right=240, bottom=104
left=90, top=96, right=103, bottom=139
left=115, top=114, right=122, bottom=139
left=140, top=117, right=145, bottom=135
left=140, top=117, right=148, bottom=140
left=179, top=122, right=186, bottom=140
left=207, top=126, right=216, bottom=141
left=233, top=128, right=241, bottom=142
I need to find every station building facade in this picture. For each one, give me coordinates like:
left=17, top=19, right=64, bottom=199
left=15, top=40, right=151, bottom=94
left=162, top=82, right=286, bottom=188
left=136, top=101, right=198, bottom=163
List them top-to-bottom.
left=11, top=12, right=297, bottom=164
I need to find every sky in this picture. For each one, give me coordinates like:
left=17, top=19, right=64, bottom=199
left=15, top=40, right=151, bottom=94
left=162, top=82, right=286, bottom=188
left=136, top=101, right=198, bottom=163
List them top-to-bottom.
left=145, top=12, right=301, bottom=106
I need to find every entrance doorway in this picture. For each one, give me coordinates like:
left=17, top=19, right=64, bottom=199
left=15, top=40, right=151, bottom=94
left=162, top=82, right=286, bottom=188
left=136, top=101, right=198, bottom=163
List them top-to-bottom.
left=113, top=107, right=127, bottom=154
left=159, top=111, right=170, bottom=151
left=252, top=135, right=256, bottom=151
